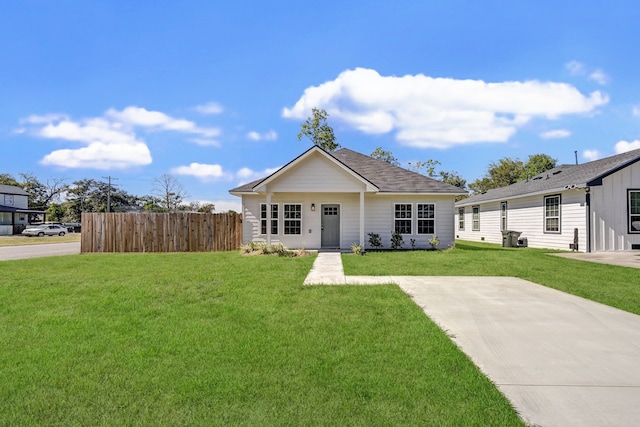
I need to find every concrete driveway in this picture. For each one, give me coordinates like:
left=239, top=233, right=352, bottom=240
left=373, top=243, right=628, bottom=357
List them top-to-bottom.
left=0, top=242, right=81, bottom=261
left=550, top=251, right=640, bottom=269
left=306, top=253, right=640, bottom=426
left=398, top=276, right=640, bottom=427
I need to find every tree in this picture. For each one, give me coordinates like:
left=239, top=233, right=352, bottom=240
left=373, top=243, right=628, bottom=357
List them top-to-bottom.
left=297, top=107, right=340, bottom=152
left=370, top=147, right=400, bottom=165
left=469, top=154, right=557, bottom=194
left=520, top=154, right=557, bottom=180
left=407, top=159, right=441, bottom=177
left=438, top=170, right=467, bottom=189
left=0, top=173, right=20, bottom=187
left=19, top=173, right=68, bottom=211
left=151, top=174, right=189, bottom=212
left=65, top=179, right=140, bottom=221
left=178, top=201, right=216, bottom=213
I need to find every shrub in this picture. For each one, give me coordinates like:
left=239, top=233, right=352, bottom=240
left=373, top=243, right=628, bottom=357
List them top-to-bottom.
left=390, top=231, right=404, bottom=249
left=367, top=232, right=383, bottom=249
left=429, top=234, right=440, bottom=250
left=410, top=238, right=416, bottom=250
left=240, top=241, right=309, bottom=257
left=351, top=242, right=363, bottom=255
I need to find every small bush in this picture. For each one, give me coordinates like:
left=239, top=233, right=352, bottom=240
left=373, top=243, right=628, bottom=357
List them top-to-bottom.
left=390, top=231, right=404, bottom=249
left=367, top=232, right=383, bottom=249
left=429, top=234, right=440, bottom=250
left=410, top=238, right=416, bottom=250
left=240, top=241, right=309, bottom=257
left=351, top=242, right=363, bottom=255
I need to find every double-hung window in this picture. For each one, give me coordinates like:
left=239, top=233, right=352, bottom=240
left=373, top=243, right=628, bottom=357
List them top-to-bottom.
left=629, top=190, right=640, bottom=233
left=544, top=195, right=561, bottom=233
left=500, top=202, right=507, bottom=231
left=260, top=204, right=279, bottom=235
left=283, top=204, right=301, bottom=235
left=394, top=204, right=412, bottom=234
left=417, top=204, right=435, bottom=234
left=472, top=206, right=480, bottom=231
left=458, top=207, right=465, bottom=230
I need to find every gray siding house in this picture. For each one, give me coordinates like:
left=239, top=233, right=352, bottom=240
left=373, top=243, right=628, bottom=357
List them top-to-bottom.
left=230, top=146, right=466, bottom=250
left=455, top=148, right=640, bottom=252
left=0, top=185, right=46, bottom=235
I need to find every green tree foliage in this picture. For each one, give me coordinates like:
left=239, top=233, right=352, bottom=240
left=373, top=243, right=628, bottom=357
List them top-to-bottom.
left=297, top=107, right=340, bottom=152
left=370, top=147, right=400, bottom=165
left=469, top=154, right=557, bottom=194
left=521, top=154, right=557, bottom=180
left=407, top=159, right=441, bottom=177
left=0, top=173, right=20, bottom=187
left=0, top=173, right=67, bottom=211
left=65, top=179, right=140, bottom=221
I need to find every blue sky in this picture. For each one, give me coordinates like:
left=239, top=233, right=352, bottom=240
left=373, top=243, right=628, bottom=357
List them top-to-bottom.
left=2, top=1, right=639, bottom=212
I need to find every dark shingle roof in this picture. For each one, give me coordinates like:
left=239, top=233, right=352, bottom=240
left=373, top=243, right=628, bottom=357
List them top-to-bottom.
left=230, top=147, right=466, bottom=194
left=457, top=148, right=640, bottom=206
left=0, top=184, right=28, bottom=196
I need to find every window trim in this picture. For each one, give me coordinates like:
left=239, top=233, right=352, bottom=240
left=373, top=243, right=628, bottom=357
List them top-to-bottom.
left=628, top=189, right=640, bottom=234
left=543, top=194, right=561, bottom=234
left=500, top=202, right=507, bottom=232
left=260, top=203, right=279, bottom=235
left=283, top=203, right=302, bottom=235
left=394, top=203, right=413, bottom=234
left=416, top=203, right=435, bottom=235
left=472, top=206, right=480, bottom=231
left=458, top=207, right=465, bottom=231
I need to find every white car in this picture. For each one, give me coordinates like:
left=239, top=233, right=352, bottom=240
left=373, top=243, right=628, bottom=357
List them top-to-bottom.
left=22, top=224, right=67, bottom=237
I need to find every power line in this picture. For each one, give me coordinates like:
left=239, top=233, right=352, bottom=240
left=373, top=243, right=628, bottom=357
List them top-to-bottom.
left=102, top=176, right=119, bottom=213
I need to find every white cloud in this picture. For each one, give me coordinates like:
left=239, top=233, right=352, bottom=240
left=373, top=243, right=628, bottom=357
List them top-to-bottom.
left=565, top=60, right=585, bottom=75
left=283, top=68, right=608, bottom=149
left=589, top=69, right=609, bottom=85
left=194, top=102, right=224, bottom=115
left=22, top=106, right=223, bottom=170
left=105, top=106, right=220, bottom=137
left=633, top=106, right=640, bottom=117
left=540, top=129, right=571, bottom=139
left=246, top=130, right=277, bottom=141
left=615, top=140, right=640, bottom=153
left=582, top=149, right=601, bottom=161
left=170, top=163, right=280, bottom=185
left=171, top=163, right=228, bottom=180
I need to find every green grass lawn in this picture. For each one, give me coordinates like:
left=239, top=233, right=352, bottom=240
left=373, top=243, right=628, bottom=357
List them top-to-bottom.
left=343, top=240, right=640, bottom=315
left=0, top=251, right=522, bottom=426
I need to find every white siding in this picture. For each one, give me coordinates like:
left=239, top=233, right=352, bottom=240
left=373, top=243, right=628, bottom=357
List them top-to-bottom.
left=265, top=154, right=366, bottom=193
left=590, top=162, right=640, bottom=251
left=456, top=191, right=588, bottom=251
left=242, top=193, right=456, bottom=250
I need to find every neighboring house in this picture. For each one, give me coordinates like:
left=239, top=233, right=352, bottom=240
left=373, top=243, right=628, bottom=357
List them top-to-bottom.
left=230, top=146, right=467, bottom=250
left=455, top=148, right=640, bottom=252
left=0, top=184, right=47, bottom=236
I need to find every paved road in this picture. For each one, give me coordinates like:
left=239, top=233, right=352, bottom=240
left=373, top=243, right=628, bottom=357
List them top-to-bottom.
left=0, top=242, right=81, bottom=261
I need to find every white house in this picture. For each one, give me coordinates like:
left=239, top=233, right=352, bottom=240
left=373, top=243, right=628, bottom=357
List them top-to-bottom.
left=230, top=146, right=467, bottom=250
left=455, top=148, right=640, bottom=252
left=0, top=184, right=46, bottom=236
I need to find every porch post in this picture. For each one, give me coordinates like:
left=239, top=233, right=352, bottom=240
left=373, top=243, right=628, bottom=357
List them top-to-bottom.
left=359, top=190, right=365, bottom=247
left=266, top=191, right=272, bottom=246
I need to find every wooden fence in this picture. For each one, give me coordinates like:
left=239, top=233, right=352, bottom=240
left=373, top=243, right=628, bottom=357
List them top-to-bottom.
left=81, top=212, right=242, bottom=253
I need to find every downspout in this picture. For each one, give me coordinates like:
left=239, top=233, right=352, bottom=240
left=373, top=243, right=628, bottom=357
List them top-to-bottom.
left=586, top=188, right=591, bottom=253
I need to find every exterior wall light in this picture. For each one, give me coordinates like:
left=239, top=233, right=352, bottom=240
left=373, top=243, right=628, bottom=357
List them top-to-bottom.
left=311, top=203, right=316, bottom=211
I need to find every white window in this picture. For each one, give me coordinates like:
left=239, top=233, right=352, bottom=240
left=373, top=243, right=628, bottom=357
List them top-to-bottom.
left=629, top=190, right=640, bottom=233
left=4, top=194, right=14, bottom=206
left=544, top=195, right=561, bottom=233
left=500, top=202, right=507, bottom=231
left=260, top=204, right=279, bottom=235
left=283, top=204, right=301, bottom=235
left=394, top=204, right=412, bottom=234
left=417, top=204, right=435, bottom=234
left=472, top=206, right=480, bottom=231
left=458, top=207, right=465, bottom=230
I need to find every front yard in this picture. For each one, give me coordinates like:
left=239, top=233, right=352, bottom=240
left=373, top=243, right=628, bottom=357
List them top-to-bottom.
left=0, top=250, right=521, bottom=426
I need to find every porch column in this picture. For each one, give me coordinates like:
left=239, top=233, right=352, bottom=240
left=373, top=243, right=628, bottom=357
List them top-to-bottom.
left=359, top=190, right=365, bottom=247
left=266, top=191, right=272, bottom=246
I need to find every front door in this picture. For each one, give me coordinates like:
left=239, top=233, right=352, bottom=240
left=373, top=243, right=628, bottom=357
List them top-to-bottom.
left=321, top=204, right=340, bottom=248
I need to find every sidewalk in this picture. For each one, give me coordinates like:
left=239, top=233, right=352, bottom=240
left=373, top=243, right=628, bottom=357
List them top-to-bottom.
left=304, top=252, right=640, bottom=427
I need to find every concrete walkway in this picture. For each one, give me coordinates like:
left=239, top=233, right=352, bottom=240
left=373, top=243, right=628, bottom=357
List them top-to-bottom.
left=550, top=251, right=640, bottom=269
left=304, top=252, right=640, bottom=427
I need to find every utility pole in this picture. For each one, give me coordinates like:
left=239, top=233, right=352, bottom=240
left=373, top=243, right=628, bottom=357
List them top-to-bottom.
left=102, top=176, right=118, bottom=213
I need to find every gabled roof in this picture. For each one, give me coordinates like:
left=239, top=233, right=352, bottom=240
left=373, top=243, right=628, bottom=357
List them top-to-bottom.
left=229, top=146, right=467, bottom=195
left=457, top=148, right=640, bottom=206
left=0, top=184, right=28, bottom=196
